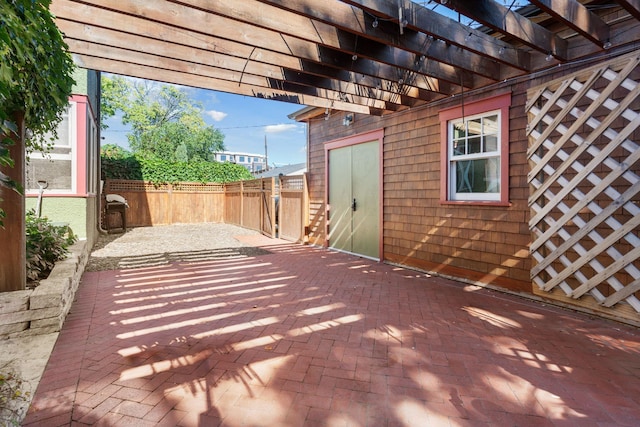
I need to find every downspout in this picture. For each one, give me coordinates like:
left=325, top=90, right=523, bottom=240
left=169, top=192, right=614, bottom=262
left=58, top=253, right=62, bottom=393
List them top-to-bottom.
left=96, top=72, right=108, bottom=234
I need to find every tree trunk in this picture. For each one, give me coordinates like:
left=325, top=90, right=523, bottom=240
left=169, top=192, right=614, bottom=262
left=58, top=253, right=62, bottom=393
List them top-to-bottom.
left=0, top=112, right=26, bottom=291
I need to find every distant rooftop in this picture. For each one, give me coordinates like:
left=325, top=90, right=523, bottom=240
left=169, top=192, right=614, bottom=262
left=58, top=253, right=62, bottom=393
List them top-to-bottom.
left=255, top=163, right=307, bottom=178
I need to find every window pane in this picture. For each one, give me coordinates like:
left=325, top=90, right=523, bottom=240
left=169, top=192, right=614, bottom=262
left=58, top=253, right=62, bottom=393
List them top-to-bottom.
left=49, top=106, right=71, bottom=147
left=484, top=114, right=499, bottom=134
left=467, top=118, right=482, bottom=138
left=452, top=122, right=466, bottom=139
left=484, top=134, right=498, bottom=152
left=468, top=136, right=482, bottom=154
left=453, top=139, right=466, bottom=156
left=486, top=156, right=500, bottom=192
left=455, top=157, right=500, bottom=194
left=26, top=158, right=72, bottom=191
left=455, top=160, right=473, bottom=193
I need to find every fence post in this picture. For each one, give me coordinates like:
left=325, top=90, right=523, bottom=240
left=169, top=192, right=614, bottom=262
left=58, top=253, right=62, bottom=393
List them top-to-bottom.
left=303, top=173, right=309, bottom=244
left=271, top=176, right=276, bottom=238
left=260, top=178, right=265, bottom=234
left=240, top=180, right=244, bottom=227
left=168, top=182, right=173, bottom=224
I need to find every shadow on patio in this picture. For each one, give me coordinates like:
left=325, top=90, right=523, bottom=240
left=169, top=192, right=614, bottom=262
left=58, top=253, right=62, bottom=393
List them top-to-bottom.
left=24, top=234, right=640, bottom=426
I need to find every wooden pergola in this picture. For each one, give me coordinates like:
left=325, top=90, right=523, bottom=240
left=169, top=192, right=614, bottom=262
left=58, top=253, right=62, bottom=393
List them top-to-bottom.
left=4, top=0, right=640, bottom=296
left=50, top=0, right=640, bottom=115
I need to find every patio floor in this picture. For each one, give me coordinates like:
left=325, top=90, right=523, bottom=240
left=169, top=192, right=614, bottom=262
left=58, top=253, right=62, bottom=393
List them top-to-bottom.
left=23, top=234, right=640, bottom=426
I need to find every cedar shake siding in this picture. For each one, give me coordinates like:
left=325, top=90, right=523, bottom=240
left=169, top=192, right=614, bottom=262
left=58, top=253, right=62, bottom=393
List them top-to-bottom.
left=306, top=62, right=602, bottom=294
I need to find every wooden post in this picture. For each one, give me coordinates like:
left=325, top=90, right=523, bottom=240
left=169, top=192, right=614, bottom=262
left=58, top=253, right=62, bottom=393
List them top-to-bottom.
left=0, top=112, right=26, bottom=291
left=303, top=173, right=309, bottom=244
left=270, top=177, right=276, bottom=238
left=259, top=178, right=264, bottom=234
left=240, top=180, right=244, bottom=227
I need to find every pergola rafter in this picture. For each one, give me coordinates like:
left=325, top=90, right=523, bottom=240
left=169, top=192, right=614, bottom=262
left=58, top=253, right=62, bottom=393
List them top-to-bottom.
left=50, top=0, right=640, bottom=112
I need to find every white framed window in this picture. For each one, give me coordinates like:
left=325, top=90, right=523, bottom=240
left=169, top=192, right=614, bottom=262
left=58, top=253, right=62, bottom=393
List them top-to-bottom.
left=439, top=93, right=511, bottom=206
left=26, top=102, right=77, bottom=194
left=448, top=111, right=500, bottom=201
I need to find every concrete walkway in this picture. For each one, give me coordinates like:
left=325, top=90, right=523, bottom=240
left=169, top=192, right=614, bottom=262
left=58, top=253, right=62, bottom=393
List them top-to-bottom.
left=24, top=235, right=640, bottom=426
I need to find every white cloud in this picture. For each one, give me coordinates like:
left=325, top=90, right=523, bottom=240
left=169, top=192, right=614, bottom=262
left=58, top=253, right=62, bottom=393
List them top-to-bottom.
left=206, top=110, right=228, bottom=121
left=264, top=123, right=297, bottom=133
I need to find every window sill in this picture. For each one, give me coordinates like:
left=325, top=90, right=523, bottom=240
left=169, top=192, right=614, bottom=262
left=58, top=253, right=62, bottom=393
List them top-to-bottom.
left=440, top=200, right=512, bottom=207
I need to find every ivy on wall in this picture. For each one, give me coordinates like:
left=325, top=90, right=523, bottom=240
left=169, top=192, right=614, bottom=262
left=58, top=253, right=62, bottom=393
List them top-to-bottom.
left=0, top=0, right=75, bottom=224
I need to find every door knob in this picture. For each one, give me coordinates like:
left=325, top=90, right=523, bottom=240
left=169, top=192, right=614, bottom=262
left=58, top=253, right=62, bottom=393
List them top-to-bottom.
left=352, top=198, right=357, bottom=212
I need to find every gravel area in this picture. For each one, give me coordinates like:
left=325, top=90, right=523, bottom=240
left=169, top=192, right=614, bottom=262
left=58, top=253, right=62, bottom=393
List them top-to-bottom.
left=86, top=223, right=270, bottom=271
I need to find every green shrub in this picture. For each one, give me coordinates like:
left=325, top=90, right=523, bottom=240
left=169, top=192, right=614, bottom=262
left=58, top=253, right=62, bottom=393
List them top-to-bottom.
left=101, top=154, right=253, bottom=183
left=101, top=155, right=143, bottom=181
left=25, top=210, right=77, bottom=282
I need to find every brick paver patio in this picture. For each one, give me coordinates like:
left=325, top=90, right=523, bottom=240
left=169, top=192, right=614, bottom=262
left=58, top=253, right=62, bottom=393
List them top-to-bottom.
left=24, top=234, right=640, bottom=426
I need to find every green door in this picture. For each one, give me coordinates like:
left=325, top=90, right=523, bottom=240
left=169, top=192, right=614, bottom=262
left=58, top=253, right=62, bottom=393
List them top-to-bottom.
left=328, top=140, right=380, bottom=259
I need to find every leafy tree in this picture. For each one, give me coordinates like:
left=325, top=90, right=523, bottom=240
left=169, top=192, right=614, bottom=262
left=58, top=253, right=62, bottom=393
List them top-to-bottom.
left=0, top=0, right=74, bottom=225
left=99, top=76, right=129, bottom=130
left=101, top=76, right=225, bottom=162
left=100, top=143, right=131, bottom=160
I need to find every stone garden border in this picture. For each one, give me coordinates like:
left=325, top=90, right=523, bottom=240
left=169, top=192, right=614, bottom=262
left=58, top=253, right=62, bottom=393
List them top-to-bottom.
left=0, top=241, right=90, bottom=339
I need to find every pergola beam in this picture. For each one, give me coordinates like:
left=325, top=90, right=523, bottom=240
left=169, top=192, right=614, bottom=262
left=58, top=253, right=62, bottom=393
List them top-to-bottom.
left=48, top=0, right=640, bottom=114
left=52, top=0, right=449, bottom=107
left=175, top=0, right=478, bottom=88
left=254, top=0, right=507, bottom=81
left=341, top=0, right=531, bottom=70
left=439, top=0, right=568, bottom=60
left=529, top=0, right=610, bottom=47
left=615, top=0, right=640, bottom=21
left=58, top=21, right=431, bottom=109
left=66, top=39, right=393, bottom=112
left=72, top=54, right=377, bottom=114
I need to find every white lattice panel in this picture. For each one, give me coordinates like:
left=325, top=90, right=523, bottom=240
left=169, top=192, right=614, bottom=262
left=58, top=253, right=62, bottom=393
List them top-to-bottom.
left=526, top=52, right=640, bottom=319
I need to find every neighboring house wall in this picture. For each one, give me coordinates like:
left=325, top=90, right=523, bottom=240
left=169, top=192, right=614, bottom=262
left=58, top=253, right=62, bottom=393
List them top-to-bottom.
left=303, top=52, right=640, bottom=323
left=25, top=68, right=100, bottom=246
left=214, top=151, right=267, bottom=172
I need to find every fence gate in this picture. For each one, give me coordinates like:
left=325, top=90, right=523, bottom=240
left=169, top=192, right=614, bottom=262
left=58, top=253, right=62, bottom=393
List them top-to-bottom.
left=526, top=51, right=640, bottom=323
left=278, top=174, right=309, bottom=242
left=223, top=177, right=280, bottom=238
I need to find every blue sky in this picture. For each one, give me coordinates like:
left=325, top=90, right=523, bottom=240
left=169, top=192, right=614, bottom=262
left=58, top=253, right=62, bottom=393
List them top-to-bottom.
left=101, top=76, right=308, bottom=167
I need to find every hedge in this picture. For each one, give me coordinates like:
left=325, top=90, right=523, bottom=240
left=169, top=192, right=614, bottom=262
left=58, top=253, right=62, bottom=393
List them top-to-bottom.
left=101, top=156, right=253, bottom=183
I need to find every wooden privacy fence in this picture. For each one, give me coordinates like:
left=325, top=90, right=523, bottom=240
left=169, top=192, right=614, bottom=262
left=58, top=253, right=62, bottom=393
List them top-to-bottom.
left=526, top=51, right=640, bottom=323
left=104, top=175, right=309, bottom=242
left=223, top=175, right=309, bottom=242
left=224, top=178, right=277, bottom=238
left=104, top=180, right=225, bottom=227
